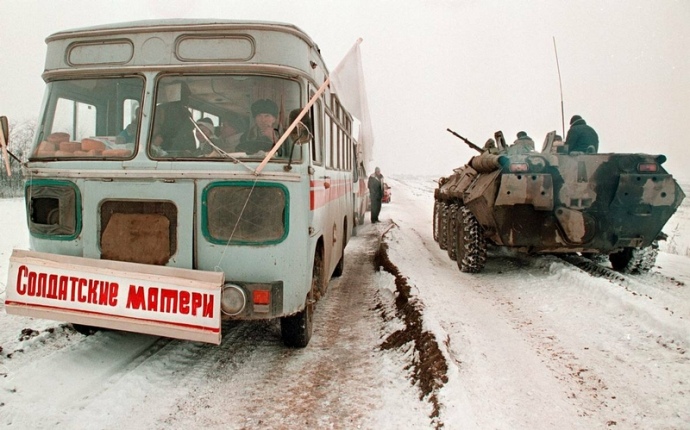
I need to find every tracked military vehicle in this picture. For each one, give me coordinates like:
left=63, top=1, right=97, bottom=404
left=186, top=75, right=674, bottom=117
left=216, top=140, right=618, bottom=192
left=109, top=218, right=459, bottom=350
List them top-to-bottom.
left=433, top=130, right=686, bottom=273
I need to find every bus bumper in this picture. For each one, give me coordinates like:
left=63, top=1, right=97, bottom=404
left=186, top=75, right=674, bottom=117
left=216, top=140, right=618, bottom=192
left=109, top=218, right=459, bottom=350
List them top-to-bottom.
left=5, top=249, right=224, bottom=344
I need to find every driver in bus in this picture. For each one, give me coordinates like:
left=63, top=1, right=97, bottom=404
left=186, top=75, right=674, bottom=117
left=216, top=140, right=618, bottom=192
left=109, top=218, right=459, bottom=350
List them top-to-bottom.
left=237, top=99, right=280, bottom=155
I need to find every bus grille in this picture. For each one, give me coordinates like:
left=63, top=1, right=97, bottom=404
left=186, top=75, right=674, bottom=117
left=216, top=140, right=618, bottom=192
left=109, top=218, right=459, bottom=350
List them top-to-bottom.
left=100, top=200, right=177, bottom=265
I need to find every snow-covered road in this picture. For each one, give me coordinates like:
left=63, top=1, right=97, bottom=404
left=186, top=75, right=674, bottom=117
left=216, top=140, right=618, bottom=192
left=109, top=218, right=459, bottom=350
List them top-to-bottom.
left=1, top=176, right=689, bottom=429
left=386, top=176, right=690, bottom=429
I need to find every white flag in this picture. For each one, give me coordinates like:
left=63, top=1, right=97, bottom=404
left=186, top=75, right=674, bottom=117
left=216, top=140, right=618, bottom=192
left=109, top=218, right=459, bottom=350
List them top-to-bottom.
left=330, top=39, right=374, bottom=164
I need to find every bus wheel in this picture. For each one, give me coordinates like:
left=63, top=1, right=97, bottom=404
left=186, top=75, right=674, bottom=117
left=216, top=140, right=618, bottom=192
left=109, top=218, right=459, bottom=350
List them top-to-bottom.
left=332, top=228, right=346, bottom=278
left=281, top=251, right=322, bottom=347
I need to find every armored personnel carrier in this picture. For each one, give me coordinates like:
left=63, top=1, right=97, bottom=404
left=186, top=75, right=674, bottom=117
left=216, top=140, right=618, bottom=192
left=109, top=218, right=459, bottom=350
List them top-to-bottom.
left=433, top=130, right=685, bottom=273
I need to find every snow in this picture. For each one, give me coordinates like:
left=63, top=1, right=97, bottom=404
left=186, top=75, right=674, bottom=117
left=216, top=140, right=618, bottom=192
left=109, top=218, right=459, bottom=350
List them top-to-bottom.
left=1, top=177, right=689, bottom=429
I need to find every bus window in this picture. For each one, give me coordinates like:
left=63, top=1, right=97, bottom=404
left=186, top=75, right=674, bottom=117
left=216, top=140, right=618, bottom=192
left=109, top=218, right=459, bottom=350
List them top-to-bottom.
left=149, top=75, right=303, bottom=161
left=32, top=77, right=144, bottom=160
left=53, top=99, right=97, bottom=141
left=310, top=100, right=323, bottom=165
left=325, top=116, right=334, bottom=168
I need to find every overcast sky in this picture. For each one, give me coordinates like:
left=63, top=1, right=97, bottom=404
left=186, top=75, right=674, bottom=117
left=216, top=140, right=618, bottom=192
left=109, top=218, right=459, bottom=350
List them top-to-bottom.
left=1, top=0, right=688, bottom=180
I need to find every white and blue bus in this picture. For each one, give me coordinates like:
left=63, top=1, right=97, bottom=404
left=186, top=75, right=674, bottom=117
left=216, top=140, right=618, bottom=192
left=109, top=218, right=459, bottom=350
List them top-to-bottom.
left=4, top=19, right=366, bottom=347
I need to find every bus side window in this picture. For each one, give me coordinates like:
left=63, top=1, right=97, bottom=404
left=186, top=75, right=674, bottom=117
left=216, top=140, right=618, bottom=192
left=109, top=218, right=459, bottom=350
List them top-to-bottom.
left=311, top=100, right=323, bottom=164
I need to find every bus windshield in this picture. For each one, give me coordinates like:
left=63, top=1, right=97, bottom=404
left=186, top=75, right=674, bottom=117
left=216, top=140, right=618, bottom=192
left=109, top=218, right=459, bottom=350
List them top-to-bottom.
left=30, top=75, right=307, bottom=163
left=150, top=75, right=304, bottom=161
left=32, top=77, right=144, bottom=160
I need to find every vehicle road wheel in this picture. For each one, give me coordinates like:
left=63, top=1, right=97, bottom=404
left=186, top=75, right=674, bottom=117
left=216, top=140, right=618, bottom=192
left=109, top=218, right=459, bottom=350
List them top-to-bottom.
left=433, top=200, right=441, bottom=242
left=439, top=202, right=449, bottom=250
left=446, top=204, right=458, bottom=261
left=455, top=206, right=487, bottom=273
left=609, top=242, right=658, bottom=273
left=636, top=242, right=659, bottom=272
left=609, top=248, right=634, bottom=272
left=281, top=250, right=322, bottom=347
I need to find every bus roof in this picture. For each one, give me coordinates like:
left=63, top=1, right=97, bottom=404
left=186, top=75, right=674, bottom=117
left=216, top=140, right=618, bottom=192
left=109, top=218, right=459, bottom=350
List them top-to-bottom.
left=43, top=19, right=328, bottom=78
left=46, top=19, right=319, bottom=50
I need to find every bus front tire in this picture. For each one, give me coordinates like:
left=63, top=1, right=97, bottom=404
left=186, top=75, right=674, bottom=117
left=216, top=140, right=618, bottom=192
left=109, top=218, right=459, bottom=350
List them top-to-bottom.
left=281, top=249, right=322, bottom=347
left=280, top=296, right=313, bottom=348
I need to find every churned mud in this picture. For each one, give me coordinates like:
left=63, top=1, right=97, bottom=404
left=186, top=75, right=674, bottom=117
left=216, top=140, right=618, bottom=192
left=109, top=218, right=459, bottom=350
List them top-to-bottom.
left=374, top=225, right=449, bottom=429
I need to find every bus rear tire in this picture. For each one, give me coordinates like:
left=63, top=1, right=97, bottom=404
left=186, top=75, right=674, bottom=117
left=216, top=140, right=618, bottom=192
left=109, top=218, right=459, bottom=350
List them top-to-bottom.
left=332, top=227, right=346, bottom=278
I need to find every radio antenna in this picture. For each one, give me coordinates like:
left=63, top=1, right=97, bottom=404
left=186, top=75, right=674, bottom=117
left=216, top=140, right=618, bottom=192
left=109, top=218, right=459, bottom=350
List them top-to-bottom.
left=553, top=37, right=565, bottom=137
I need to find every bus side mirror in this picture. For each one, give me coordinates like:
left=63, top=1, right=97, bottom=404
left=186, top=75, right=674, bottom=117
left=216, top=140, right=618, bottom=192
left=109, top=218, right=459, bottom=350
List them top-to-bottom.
left=0, top=116, right=8, bottom=147
left=291, top=122, right=313, bottom=144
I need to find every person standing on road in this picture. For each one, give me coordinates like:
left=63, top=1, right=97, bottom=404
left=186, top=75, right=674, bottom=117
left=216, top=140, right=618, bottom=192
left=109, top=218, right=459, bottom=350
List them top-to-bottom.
left=368, top=167, right=384, bottom=223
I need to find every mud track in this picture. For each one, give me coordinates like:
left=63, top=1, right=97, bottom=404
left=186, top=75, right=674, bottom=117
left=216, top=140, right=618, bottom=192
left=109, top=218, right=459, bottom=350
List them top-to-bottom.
left=375, top=223, right=449, bottom=429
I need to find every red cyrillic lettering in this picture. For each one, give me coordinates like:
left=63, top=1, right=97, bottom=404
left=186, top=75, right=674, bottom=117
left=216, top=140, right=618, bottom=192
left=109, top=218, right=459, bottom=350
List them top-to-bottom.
left=16, top=265, right=28, bottom=295
left=28, top=271, right=37, bottom=296
left=37, top=272, right=47, bottom=297
left=47, top=274, right=58, bottom=299
left=58, top=276, right=68, bottom=301
left=70, top=277, right=80, bottom=301
left=87, top=280, right=98, bottom=304
left=98, top=281, right=109, bottom=306
left=109, top=283, right=118, bottom=307
left=126, top=285, right=145, bottom=310
left=147, top=287, right=159, bottom=312
left=160, top=289, right=178, bottom=313
left=179, top=291, right=190, bottom=314
left=191, top=292, right=202, bottom=316
left=202, top=295, right=214, bottom=318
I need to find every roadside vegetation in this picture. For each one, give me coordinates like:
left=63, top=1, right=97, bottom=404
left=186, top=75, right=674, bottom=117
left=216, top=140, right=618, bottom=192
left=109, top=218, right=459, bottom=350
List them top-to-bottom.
left=0, top=118, right=34, bottom=198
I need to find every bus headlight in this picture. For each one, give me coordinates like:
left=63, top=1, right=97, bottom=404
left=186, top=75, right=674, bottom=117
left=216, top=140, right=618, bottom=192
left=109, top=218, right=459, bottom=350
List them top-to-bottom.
left=221, top=284, right=246, bottom=316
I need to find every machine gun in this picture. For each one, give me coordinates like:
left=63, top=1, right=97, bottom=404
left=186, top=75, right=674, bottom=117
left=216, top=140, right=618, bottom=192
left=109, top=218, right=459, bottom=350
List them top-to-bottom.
left=447, top=127, right=508, bottom=173
left=446, top=128, right=484, bottom=153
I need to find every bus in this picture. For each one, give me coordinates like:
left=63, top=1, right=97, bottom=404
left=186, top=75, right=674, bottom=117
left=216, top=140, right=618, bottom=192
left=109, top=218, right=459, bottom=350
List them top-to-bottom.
left=3, top=19, right=367, bottom=348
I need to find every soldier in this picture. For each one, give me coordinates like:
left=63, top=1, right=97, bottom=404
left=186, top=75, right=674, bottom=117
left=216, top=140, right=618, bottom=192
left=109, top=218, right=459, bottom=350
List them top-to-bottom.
left=565, top=115, right=599, bottom=154
left=508, top=131, right=535, bottom=155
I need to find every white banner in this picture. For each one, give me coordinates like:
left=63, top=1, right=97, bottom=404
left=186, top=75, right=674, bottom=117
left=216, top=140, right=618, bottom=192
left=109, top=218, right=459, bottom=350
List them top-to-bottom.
left=330, top=39, right=374, bottom=165
left=5, top=250, right=224, bottom=344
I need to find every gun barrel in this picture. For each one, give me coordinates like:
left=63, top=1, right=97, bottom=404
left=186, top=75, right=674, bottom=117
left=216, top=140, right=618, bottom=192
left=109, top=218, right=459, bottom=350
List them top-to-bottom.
left=446, top=128, right=483, bottom=153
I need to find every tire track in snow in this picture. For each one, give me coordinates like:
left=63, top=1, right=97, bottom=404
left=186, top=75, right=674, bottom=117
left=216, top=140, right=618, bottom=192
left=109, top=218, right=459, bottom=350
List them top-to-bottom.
left=156, top=226, right=430, bottom=429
